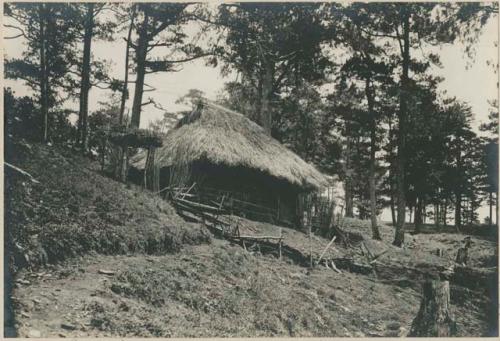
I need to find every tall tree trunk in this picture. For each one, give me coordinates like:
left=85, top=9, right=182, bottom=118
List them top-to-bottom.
left=78, top=3, right=94, bottom=152
left=39, top=4, right=49, bottom=143
left=119, top=5, right=136, bottom=124
left=115, top=6, right=136, bottom=182
left=130, top=12, right=149, bottom=129
left=393, top=13, right=410, bottom=247
left=260, top=58, right=274, bottom=136
left=255, top=75, right=263, bottom=124
left=365, top=77, right=381, bottom=240
left=388, top=115, right=396, bottom=226
left=454, top=131, right=463, bottom=231
left=344, top=134, right=354, bottom=218
left=454, top=160, right=462, bottom=230
left=345, top=180, right=354, bottom=218
left=489, top=191, right=493, bottom=228
left=455, top=192, right=462, bottom=231
left=496, top=192, right=498, bottom=227
left=390, top=196, right=396, bottom=226
left=414, top=197, right=423, bottom=234
left=469, top=197, right=475, bottom=225
left=442, top=200, right=448, bottom=227
left=358, top=203, right=365, bottom=220
left=435, top=203, right=440, bottom=229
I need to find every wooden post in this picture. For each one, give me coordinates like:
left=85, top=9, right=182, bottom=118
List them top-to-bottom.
left=100, top=136, right=106, bottom=171
left=121, top=146, right=129, bottom=182
left=143, top=146, right=156, bottom=190
left=143, top=147, right=150, bottom=188
left=149, top=147, right=156, bottom=190
left=153, top=164, right=159, bottom=192
left=489, top=191, right=493, bottom=228
left=496, top=191, right=498, bottom=227
left=307, top=195, right=313, bottom=268
left=277, top=196, right=280, bottom=221
left=309, top=222, right=312, bottom=268
left=279, top=228, right=282, bottom=260
left=409, top=280, right=456, bottom=337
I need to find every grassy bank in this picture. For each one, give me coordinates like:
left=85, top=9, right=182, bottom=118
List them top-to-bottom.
left=5, top=138, right=210, bottom=272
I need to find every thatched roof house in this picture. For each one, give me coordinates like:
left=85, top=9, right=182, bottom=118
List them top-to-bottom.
left=131, top=100, right=328, bottom=226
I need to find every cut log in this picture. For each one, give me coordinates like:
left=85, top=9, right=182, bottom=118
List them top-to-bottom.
left=232, top=235, right=282, bottom=240
left=408, top=280, right=457, bottom=337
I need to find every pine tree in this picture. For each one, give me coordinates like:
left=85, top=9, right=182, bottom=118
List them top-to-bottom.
left=5, top=3, right=79, bottom=142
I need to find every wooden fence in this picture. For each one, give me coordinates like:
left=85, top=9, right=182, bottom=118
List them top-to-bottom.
left=169, top=185, right=284, bottom=259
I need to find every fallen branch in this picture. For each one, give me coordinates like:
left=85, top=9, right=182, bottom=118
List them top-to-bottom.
left=5, top=162, right=40, bottom=183
left=179, top=182, right=196, bottom=200
left=174, top=197, right=224, bottom=214
left=232, top=235, right=282, bottom=240
left=315, top=236, right=337, bottom=266
left=361, top=241, right=374, bottom=260
left=370, top=249, right=389, bottom=264
left=330, top=260, right=342, bottom=273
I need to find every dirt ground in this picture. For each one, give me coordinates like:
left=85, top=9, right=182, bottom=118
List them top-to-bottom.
left=11, top=234, right=496, bottom=338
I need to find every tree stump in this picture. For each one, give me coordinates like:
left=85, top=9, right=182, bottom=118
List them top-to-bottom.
left=409, top=280, right=457, bottom=336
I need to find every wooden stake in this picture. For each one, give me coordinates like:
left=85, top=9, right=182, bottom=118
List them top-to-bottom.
left=143, top=147, right=150, bottom=188
left=277, top=196, right=280, bottom=221
left=309, top=209, right=313, bottom=269
left=279, top=228, right=282, bottom=260
left=315, top=236, right=337, bottom=266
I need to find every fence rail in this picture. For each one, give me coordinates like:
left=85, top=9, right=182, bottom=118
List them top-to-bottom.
left=170, top=186, right=284, bottom=259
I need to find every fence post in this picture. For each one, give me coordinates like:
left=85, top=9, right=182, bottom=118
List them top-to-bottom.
left=143, top=147, right=150, bottom=188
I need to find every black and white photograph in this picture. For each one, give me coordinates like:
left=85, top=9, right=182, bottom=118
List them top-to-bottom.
left=3, top=1, right=499, bottom=337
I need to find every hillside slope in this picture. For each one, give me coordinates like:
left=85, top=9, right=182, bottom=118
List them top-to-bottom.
left=5, top=138, right=210, bottom=272
left=5, top=139, right=497, bottom=337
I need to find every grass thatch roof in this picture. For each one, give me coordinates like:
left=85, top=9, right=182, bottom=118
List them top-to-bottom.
left=131, top=100, right=328, bottom=190
left=106, top=127, right=163, bottom=148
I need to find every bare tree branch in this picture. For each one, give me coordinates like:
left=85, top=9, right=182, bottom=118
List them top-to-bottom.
left=4, top=24, right=27, bottom=39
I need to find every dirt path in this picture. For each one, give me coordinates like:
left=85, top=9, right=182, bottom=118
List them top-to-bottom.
left=10, top=240, right=493, bottom=337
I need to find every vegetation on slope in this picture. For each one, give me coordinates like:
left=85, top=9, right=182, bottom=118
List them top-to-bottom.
left=5, top=138, right=210, bottom=273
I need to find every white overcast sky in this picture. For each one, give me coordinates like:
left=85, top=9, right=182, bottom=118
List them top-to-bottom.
left=3, top=6, right=499, bottom=133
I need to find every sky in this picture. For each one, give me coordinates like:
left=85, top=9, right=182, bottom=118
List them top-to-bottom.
left=3, top=5, right=499, bottom=222
left=4, top=7, right=499, bottom=132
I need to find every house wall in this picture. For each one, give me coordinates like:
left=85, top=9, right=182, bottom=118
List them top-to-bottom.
left=129, top=161, right=311, bottom=228
left=187, top=161, right=303, bottom=227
